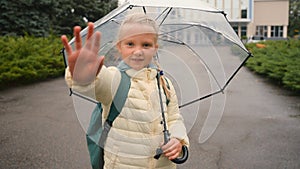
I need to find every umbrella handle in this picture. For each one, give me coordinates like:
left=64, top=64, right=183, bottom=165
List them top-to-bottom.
left=154, top=144, right=189, bottom=164
left=171, top=145, right=189, bottom=164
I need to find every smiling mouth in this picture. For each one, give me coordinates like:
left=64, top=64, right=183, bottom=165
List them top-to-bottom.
left=131, top=58, right=144, bottom=62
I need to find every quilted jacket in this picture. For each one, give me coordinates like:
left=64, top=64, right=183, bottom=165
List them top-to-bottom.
left=65, top=62, right=189, bottom=169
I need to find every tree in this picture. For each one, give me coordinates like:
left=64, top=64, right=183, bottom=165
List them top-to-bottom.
left=0, top=0, right=118, bottom=37
left=0, top=0, right=54, bottom=36
left=51, top=0, right=118, bottom=36
left=288, top=0, right=300, bottom=37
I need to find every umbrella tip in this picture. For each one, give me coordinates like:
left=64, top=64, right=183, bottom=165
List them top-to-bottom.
left=221, top=11, right=227, bottom=17
left=159, top=70, right=164, bottom=75
left=69, top=88, right=73, bottom=96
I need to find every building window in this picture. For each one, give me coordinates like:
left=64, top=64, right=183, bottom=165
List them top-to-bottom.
left=217, top=0, right=223, bottom=10
left=241, top=9, right=247, bottom=18
left=232, top=26, right=239, bottom=35
left=241, top=26, right=247, bottom=37
left=256, top=26, right=267, bottom=37
left=271, top=26, right=283, bottom=37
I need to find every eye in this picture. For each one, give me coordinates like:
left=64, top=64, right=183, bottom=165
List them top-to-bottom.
left=126, top=42, right=134, bottom=47
left=143, top=43, right=153, bottom=48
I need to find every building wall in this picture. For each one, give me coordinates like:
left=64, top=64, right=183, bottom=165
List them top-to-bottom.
left=118, top=0, right=289, bottom=39
left=201, top=0, right=289, bottom=39
left=249, top=0, right=289, bottom=38
left=254, top=0, right=289, bottom=25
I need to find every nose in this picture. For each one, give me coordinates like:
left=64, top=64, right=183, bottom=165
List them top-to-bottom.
left=133, top=48, right=143, bottom=56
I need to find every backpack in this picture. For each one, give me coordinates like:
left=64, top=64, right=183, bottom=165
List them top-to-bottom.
left=86, top=70, right=131, bottom=169
left=86, top=71, right=170, bottom=169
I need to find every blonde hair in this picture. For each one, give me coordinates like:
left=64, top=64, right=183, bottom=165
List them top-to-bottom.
left=118, top=13, right=159, bottom=41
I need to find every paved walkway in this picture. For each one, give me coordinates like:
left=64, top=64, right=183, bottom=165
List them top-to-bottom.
left=0, top=67, right=299, bottom=169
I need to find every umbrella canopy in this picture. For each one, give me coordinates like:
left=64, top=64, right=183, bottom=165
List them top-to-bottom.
left=63, top=0, right=251, bottom=143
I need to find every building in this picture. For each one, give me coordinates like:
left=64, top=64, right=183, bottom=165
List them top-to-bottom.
left=118, top=0, right=289, bottom=40
left=201, top=0, right=289, bottom=40
left=249, top=0, right=289, bottom=39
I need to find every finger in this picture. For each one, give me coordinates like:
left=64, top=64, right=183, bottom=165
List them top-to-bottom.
left=86, top=22, right=94, bottom=40
left=74, top=26, right=82, bottom=50
left=92, top=31, right=101, bottom=54
left=85, top=33, right=93, bottom=50
left=61, top=35, right=72, bottom=56
left=96, top=56, right=105, bottom=75
left=162, top=139, right=178, bottom=152
left=163, top=141, right=181, bottom=157
left=164, top=144, right=178, bottom=154
left=164, top=144, right=181, bottom=159
left=164, top=148, right=179, bottom=160
left=168, top=151, right=181, bottom=160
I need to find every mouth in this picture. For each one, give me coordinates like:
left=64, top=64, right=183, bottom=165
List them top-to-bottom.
left=131, top=58, right=144, bottom=62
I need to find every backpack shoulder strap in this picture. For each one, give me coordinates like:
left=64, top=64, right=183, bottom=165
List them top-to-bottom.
left=99, top=70, right=131, bottom=147
left=106, top=71, right=131, bottom=125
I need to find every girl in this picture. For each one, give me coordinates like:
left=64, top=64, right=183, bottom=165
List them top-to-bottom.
left=62, top=13, right=189, bottom=169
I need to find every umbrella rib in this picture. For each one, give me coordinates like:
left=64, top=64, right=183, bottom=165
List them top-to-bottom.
left=155, top=7, right=171, bottom=21
left=157, top=7, right=173, bottom=27
left=159, top=25, right=194, bottom=36
left=160, top=39, right=185, bottom=45
left=61, top=48, right=68, bottom=67
left=222, top=52, right=252, bottom=90
left=69, top=89, right=98, bottom=104
left=179, top=90, right=223, bottom=108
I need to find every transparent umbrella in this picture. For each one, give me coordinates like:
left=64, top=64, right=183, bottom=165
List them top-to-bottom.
left=62, top=0, right=251, bottom=164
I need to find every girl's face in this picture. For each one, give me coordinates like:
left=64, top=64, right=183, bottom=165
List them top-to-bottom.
left=117, top=24, right=158, bottom=71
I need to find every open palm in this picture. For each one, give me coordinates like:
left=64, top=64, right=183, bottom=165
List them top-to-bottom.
left=61, top=23, right=104, bottom=84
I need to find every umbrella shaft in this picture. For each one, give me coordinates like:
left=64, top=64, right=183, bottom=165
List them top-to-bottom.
left=157, top=72, right=169, bottom=137
left=163, top=130, right=170, bottom=144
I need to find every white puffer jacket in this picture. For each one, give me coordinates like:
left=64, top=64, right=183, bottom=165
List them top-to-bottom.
left=65, top=64, right=189, bottom=169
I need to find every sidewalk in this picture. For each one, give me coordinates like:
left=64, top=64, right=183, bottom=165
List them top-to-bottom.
left=0, top=67, right=299, bottom=169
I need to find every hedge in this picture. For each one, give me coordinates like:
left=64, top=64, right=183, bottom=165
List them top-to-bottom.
left=0, top=35, right=65, bottom=89
left=245, top=39, right=300, bottom=93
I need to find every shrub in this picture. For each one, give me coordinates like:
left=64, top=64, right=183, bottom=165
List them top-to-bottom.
left=0, top=35, right=64, bottom=89
left=245, top=40, right=300, bottom=93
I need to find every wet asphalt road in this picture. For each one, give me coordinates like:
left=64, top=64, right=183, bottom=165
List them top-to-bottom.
left=0, top=67, right=299, bottom=169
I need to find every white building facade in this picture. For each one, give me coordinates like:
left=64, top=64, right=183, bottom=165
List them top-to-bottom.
left=118, top=0, right=289, bottom=40
left=201, top=0, right=289, bottom=39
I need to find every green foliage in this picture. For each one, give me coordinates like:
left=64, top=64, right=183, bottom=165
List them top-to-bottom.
left=0, top=0, right=118, bottom=37
left=0, top=0, right=118, bottom=89
left=0, top=0, right=54, bottom=36
left=289, top=0, right=300, bottom=37
left=0, top=35, right=64, bottom=89
left=245, top=40, right=300, bottom=93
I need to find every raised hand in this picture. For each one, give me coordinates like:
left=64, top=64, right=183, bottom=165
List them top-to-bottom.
left=61, top=22, right=104, bottom=84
